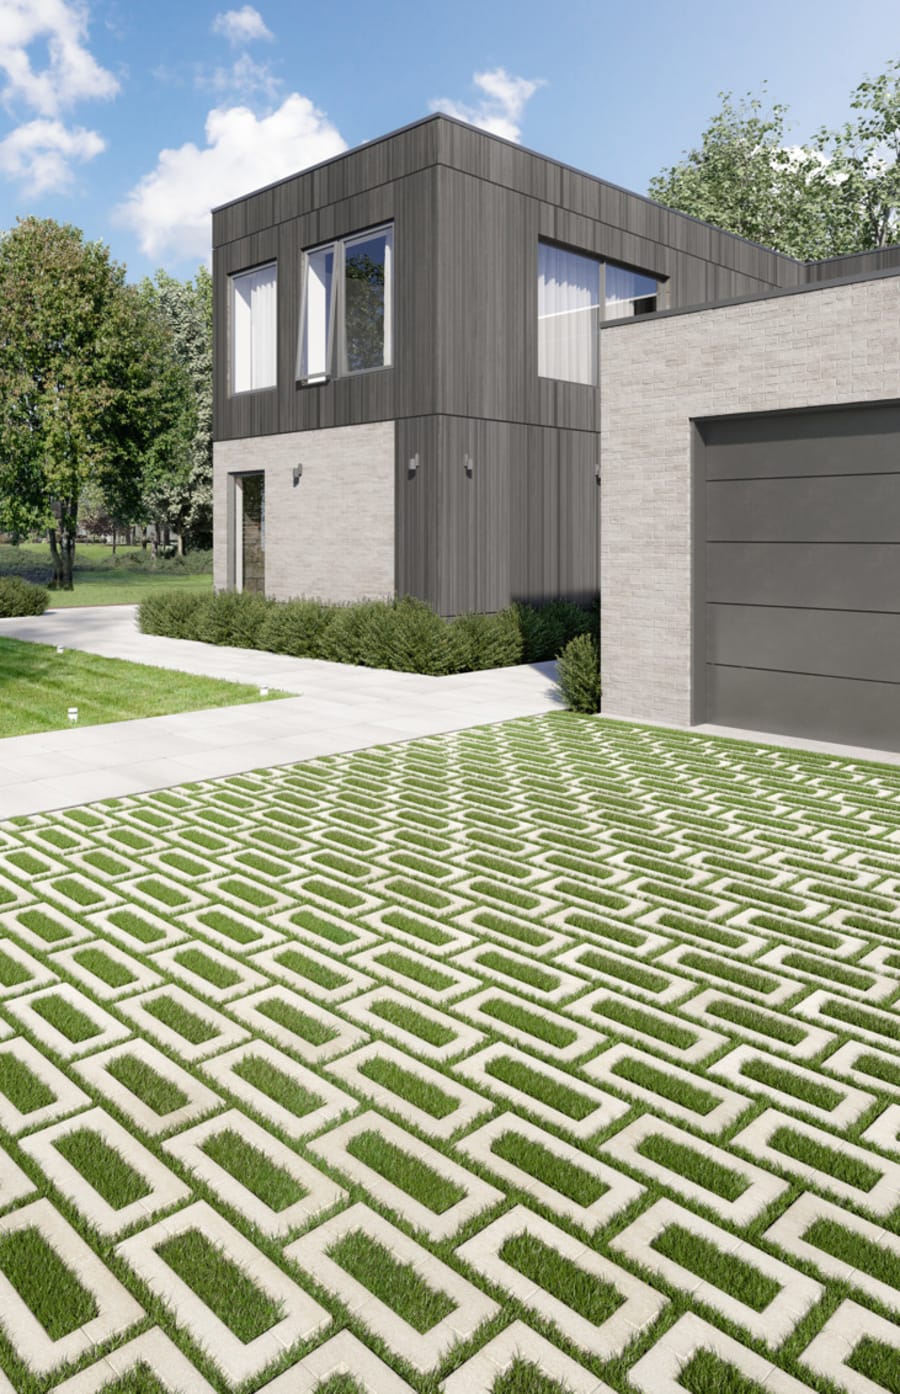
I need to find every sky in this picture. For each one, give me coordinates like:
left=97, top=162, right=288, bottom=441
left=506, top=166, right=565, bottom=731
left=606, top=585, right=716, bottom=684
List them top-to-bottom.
left=1, top=0, right=899, bottom=281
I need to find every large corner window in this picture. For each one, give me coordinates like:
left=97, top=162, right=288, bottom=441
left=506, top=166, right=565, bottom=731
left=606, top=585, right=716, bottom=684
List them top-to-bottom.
left=298, top=224, right=393, bottom=383
left=538, top=240, right=660, bottom=384
left=231, top=262, right=277, bottom=393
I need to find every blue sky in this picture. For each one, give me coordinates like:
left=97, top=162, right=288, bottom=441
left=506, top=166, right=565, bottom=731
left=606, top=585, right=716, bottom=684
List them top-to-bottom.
left=1, top=0, right=898, bottom=280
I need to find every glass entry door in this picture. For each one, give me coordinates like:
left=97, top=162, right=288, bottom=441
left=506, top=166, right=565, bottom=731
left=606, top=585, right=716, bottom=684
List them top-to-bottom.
left=238, top=474, right=265, bottom=593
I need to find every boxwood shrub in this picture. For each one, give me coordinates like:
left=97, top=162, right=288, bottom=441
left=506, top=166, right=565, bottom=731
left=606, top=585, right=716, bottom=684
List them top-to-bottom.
left=0, top=576, right=50, bottom=617
left=139, top=590, right=595, bottom=675
left=556, top=632, right=602, bottom=713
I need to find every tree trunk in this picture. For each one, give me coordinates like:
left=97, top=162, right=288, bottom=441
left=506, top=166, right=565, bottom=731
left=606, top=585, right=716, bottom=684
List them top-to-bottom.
left=111, top=527, right=117, bottom=555
left=48, top=528, right=64, bottom=590
left=61, top=528, right=75, bottom=590
left=175, top=530, right=184, bottom=557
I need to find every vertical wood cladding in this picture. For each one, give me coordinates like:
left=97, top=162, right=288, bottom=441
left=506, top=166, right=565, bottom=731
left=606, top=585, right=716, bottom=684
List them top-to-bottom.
left=213, top=113, right=804, bottom=444
left=396, top=416, right=600, bottom=615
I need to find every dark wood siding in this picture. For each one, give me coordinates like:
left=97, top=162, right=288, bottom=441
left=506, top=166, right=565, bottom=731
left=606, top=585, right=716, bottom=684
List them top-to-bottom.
left=214, top=113, right=806, bottom=444
left=804, top=246, right=900, bottom=282
left=697, top=402, right=900, bottom=752
left=396, top=415, right=600, bottom=614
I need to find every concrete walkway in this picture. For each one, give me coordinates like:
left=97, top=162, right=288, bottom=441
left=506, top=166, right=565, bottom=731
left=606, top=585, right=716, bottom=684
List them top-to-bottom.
left=0, top=607, right=562, bottom=817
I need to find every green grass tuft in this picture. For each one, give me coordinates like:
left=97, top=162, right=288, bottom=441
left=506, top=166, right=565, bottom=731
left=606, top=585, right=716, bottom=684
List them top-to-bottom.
left=106, top=1053, right=188, bottom=1116
left=54, top=1128, right=151, bottom=1209
left=202, top=1129, right=307, bottom=1212
left=346, top=1129, right=465, bottom=1213
left=651, top=1223, right=780, bottom=1310
left=0, top=1226, right=98, bottom=1338
left=156, top=1229, right=283, bottom=1341
left=329, top=1230, right=455, bottom=1333
left=500, top=1231, right=623, bottom=1324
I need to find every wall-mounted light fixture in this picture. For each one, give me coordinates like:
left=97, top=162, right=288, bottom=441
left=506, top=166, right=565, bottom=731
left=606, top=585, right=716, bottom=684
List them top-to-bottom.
left=408, top=452, right=419, bottom=476
left=464, top=452, right=474, bottom=476
left=292, top=462, right=303, bottom=486
left=594, top=462, right=601, bottom=484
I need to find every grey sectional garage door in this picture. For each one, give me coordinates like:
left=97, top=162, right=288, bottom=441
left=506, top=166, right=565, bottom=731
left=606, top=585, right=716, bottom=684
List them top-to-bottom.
left=698, top=403, right=900, bottom=752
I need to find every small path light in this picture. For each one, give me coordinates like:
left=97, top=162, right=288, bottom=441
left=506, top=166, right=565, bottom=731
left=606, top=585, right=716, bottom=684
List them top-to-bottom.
left=56, top=646, right=64, bottom=655
left=259, top=686, right=269, bottom=697
left=67, top=706, right=78, bottom=722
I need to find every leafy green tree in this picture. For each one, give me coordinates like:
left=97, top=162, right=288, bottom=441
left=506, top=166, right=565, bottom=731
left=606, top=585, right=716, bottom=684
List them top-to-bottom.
left=649, top=64, right=900, bottom=259
left=0, top=218, right=186, bottom=588
left=139, top=267, right=212, bottom=551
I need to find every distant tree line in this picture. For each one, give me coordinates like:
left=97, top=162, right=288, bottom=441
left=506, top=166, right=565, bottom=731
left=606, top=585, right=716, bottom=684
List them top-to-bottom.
left=650, top=59, right=900, bottom=260
left=0, top=217, right=212, bottom=589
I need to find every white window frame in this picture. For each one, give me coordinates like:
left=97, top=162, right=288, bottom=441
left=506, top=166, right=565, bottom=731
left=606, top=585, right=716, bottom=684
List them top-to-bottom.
left=297, top=224, right=393, bottom=384
left=230, top=261, right=277, bottom=394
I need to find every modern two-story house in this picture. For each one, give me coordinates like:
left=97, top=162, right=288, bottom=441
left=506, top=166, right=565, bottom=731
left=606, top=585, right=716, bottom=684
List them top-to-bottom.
left=212, top=113, right=900, bottom=754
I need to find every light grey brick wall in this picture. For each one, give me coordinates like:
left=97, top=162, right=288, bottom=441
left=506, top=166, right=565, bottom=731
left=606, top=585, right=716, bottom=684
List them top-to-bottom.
left=600, top=276, right=900, bottom=725
left=213, top=422, right=395, bottom=603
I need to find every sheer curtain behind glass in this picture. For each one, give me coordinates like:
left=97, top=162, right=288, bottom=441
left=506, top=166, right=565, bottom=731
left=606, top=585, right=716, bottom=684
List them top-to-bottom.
left=538, top=242, right=600, bottom=385
left=605, top=263, right=657, bottom=319
left=232, top=264, right=277, bottom=392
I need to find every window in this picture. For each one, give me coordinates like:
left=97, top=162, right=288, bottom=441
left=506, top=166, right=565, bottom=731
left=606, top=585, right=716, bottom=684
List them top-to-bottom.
left=298, top=224, right=392, bottom=382
left=538, top=241, right=660, bottom=384
left=538, top=242, right=600, bottom=386
left=231, top=263, right=277, bottom=393
left=605, top=263, right=658, bottom=320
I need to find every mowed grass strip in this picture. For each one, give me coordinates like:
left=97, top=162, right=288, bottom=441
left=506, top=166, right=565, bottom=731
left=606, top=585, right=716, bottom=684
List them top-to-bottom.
left=0, top=635, right=284, bottom=736
left=73, top=947, right=137, bottom=989
left=371, top=949, right=455, bottom=993
left=31, top=993, right=102, bottom=1043
left=142, top=994, right=217, bottom=1045
left=256, top=995, right=338, bottom=1047
left=479, top=996, right=577, bottom=1050
left=366, top=998, right=457, bottom=1048
left=0, top=1052, right=55, bottom=1112
left=106, top=1053, right=189, bottom=1116
left=233, top=1054, right=324, bottom=1117
left=485, top=1054, right=596, bottom=1122
left=358, top=1056, right=459, bottom=1120
left=610, top=1056, right=721, bottom=1116
left=739, top=1058, right=843, bottom=1112
left=768, top=1126, right=882, bottom=1191
left=54, top=1127, right=151, bottom=1209
left=202, top=1129, right=307, bottom=1212
left=346, top=1129, right=465, bottom=1214
left=491, top=1129, right=608, bottom=1207
left=636, top=1133, right=749, bottom=1202
left=804, top=1216, right=900, bottom=1288
left=651, top=1224, right=780, bottom=1311
left=0, top=1226, right=98, bottom=1337
left=156, top=1229, right=283, bottom=1341
left=329, top=1230, right=455, bottom=1332
left=500, top=1230, right=624, bottom=1324
left=847, top=1335, right=900, bottom=1394
left=679, top=1349, right=770, bottom=1394
left=492, top=1359, right=571, bottom=1394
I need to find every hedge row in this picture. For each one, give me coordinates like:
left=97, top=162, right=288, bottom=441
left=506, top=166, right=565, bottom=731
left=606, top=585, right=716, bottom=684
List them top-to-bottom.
left=138, top=591, right=597, bottom=675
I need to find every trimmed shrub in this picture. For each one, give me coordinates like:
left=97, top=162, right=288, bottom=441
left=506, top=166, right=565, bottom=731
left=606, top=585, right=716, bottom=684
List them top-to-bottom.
left=0, top=576, right=49, bottom=617
left=138, top=590, right=205, bottom=638
left=191, top=592, right=274, bottom=649
left=382, top=596, right=458, bottom=674
left=258, top=598, right=332, bottom=657
left=515, top=598, right=596, bottom=661
left=315, top=599, right=396, bottom=668
left=451, top=608, right=523, bottom=671
left=556, top=632, right=601, bottom=713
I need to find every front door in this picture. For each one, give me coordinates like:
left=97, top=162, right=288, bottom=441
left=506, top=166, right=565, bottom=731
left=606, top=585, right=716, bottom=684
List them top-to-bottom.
left=239, top=474, right=265, bottom=593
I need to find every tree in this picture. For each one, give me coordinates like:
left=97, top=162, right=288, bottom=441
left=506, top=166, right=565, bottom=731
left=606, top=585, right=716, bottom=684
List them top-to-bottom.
left=648, top=64, right=900, bottom=260
left=0, top=218, right=186, bottom=588
left=138, top=267, right=212, bottom=551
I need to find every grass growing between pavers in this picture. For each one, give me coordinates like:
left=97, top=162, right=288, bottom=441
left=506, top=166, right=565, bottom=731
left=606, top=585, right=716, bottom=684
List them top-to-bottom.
left=0, top=635, right=285, bottom=736
left=4, top=713, right=900, bottom=1392
left=0, top=1227, right=97, bottom=1337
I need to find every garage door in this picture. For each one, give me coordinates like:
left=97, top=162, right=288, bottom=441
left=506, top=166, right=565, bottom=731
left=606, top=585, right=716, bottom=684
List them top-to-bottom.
left=698, top=402, right=900, bottom=752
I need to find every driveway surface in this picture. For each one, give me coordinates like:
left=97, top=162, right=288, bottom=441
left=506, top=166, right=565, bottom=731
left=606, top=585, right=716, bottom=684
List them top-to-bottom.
left=0, top=607, right=561, bottom=816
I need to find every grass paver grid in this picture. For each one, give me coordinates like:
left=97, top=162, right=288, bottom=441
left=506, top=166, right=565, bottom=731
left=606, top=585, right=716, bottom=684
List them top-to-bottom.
left=3, top=714, right=900, bottom=1391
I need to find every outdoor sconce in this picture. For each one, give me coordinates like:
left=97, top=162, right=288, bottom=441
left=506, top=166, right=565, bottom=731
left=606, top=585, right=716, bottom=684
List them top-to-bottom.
left=408, top=452, right=419, bottom=476
left=464, top=452, right=474, bottom=476
left=595, top=462, right=601, bottom=483
left=292, top=463, right=303, bottom=486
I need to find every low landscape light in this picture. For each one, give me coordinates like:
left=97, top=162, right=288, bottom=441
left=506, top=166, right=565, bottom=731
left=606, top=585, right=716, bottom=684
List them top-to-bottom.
left=56, top=646, right=64, bottom=655
left=259, top=686, right=269, bottom=697
left=67, top=706, right=78, bottom=722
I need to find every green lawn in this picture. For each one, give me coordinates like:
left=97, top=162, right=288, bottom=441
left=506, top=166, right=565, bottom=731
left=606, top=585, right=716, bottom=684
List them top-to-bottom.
left=0, top=542, right=212, bottom=608
left=45, top=570, right=212, bottom=608
left=0, top=636, right=284, bottom=735
left=0, top=714, right=898, bottom=1393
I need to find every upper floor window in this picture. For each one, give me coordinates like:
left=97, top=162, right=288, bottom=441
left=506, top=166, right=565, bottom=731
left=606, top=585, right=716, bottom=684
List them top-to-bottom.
left=298, top=224, right=393, bottom=383
left=538, top=240, right=659, bottom=384
left=231, top=262, right=277, bottom=393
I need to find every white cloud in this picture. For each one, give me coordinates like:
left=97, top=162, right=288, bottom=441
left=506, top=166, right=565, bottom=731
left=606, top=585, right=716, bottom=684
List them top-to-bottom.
left=0, top=0, right=119, bottom=117
left=212, top=6, right=272, bottom=44
left=197, top=51, right=281, bottom=104
left=430, top=67, right=544, bottom=143
left=117, top=93, right=346, bottom=262
left=0, top=115, right=104, bottom=193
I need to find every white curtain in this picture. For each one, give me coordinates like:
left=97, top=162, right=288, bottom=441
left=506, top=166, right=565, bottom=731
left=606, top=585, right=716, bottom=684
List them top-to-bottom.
left=538, top=242, right=600, bottom=385
left=300, top=247, right=333, bottom=380
left=605, top=262, right=657, bottom=319
left=232, top=264, right=277, bottom=392
left=250, top=264, right=277, bottom=388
